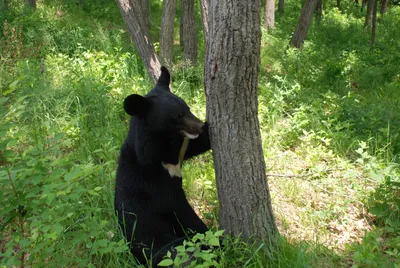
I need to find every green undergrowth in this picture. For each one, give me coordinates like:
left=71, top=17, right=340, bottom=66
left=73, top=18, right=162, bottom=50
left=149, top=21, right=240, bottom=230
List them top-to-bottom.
left=1, top=1, right=400, bottom=267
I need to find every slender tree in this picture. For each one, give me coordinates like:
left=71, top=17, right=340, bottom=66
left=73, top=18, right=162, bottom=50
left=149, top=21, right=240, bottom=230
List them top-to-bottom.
left=3, top=0, right=8, bottom=11
left=26, top=0, right=36, bottom=9
left=116, top=0, right=161, bottom=83
left=142, top=0, right=151, bottom=28
left=159, top=0, right=177, bottom=68
left=181, top=0, right=198, bottom=65
left=199, top=0, right=209, bottom=47
left=204, top=0, right=278, bottom=244
left=264, top=0, right=275, bottom=30
left=278, top=0, right=284, bottom=13
left=290, top=0, right=318, bottom=48
left=315, top=0, right=322, bottom=21
left=361, top=0, right=367, bottom=12
left=364, top=0, right=374, bottom=28
left=371, top=0, right=378, bottom=46
left=380, top=0, right=388, bottom=16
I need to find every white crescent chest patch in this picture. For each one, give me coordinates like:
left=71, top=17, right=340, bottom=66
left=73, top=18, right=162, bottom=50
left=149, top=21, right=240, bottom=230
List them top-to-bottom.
left=162, top=137, right=189, bottom=178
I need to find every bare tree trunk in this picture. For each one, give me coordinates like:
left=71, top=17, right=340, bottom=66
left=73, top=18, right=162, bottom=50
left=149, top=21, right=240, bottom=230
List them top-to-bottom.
left=3, top=0, right=8, bottom=11
left=26, top=0, right=36, bottom=9
left=116, top=0, right=161, bottom=84
left=142, top=0, right=151, bottom=28
left=159, top=0, right=177, bottom=68
left=181, top=0, right=198, bottom=65
left=199, top=0, right=209, bottom=47
left=204, top=0, right=278, bottom=244
left=264, top=0, right=275, bottom=30
left=278, top=0, right=284, bottom=13
left=290, top=0, right=318, bottom=48
left=315, top=0, right=322, bottom=21
left=361, top=0, right=367, bottom=12
left=364, top=0, right=374, bottom=27
left=371, top=0, right=378, bottom=46
left=380, top=0, right=388, bottom=15
left=180, top=16, right=184, bottom=47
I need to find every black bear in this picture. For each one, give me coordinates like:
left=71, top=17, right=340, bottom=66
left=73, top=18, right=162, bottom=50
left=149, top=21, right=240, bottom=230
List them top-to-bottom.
left=114, top=66, right=210, bottom=266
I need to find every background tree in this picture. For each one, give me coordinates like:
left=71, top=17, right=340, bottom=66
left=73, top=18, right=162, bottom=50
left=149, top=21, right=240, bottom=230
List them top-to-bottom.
left=3, top=0, right=8, bottom=11
left=26, top=0, right=36, bottom=9
left=115, top=0, right=161, bottom=83
left=142, top=0, right=151, bottom=28
left=159, top=0, right=177, bottom=68
left=181, top=0, right=198, bottom=65
left=199, top=0, right=209, bottom=47
left=204, top=0, right=278, bottom=243
left=264, top=0, right=275, bottom=30
left=278, top=0, right=284, bottom=13
left=290, top=0, right=318, bottom=48
left=315, top=0, right=322, bottom=21
left=364, top=0, right=374, bottom=27
left=371, top=0, right=378, bottom=46
left=380, top=0, right=388, bottom=16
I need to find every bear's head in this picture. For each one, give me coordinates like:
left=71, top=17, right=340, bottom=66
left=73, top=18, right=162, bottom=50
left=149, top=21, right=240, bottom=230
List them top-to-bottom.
left=124, top=66, right=204, bottom=139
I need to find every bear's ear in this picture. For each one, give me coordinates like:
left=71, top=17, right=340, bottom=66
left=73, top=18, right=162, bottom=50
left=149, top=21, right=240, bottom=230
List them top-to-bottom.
left=156, top=66, right=171, bottom=91
left=123, top=94, right=149, bottom=116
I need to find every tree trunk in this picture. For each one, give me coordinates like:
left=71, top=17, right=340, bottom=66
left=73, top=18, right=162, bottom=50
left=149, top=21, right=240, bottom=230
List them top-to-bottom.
left=3, top=0, right=8, bottom=11
left=26, top=0, right=36, bottom=9
left=116, top=0, right=161, bottom=84
left=142, top=0, right=151, bottom=28
left=159, top=0, right=177, bottom=68
left=181, top=0, right=198, bottom=65
left=199, top=0, right=209, bottom=48
left=204, top=0, right=278, bottom=244
left=264, top=0, right=275, bottom=30
left=278, top=0, right=284, bottom=13
left=290, top=0, right=318, bottom=48
left=315, top=0, right=322, bottom=21
left=336, top=0, right=341, bottom=10
left=361, top=0, right=366, bottom=11
left=364, top=0, right=374, bottom=27
left=371, top=0, right=378, bottom=47
left=380, top=0, right=388, bottom=15
left=180, top=15, right=184, bottom=47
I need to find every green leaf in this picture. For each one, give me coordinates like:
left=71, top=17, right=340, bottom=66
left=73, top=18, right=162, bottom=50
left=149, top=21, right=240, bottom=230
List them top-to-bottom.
left=214, top=230, right=225, bottom=237
left=208, top=237, right=220, bottom=247
left=158, top=259, right=174, bottom=266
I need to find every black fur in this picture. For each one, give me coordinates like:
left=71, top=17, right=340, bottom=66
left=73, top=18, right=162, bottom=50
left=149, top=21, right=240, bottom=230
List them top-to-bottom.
left=114, top=67, right=210, bottom=266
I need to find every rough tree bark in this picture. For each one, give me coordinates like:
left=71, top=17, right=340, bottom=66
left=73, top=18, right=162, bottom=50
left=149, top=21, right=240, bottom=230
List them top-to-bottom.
left=3, top=0, right=8, bottom=11
left=26, top=0, right=36, bottom=9
left=116, top=0, right=161, bottom=84
left=142, top=0, right=151, bottom=28
left=159, top=0, right=177, bottom=68
left=181, top=0, right=198, bottom=65
left=199, top=0, right=209, bottom=47
left=204, top=0, right=278, bottom=244
left=264, top=0, right=275, bottom=30
left=278, top=0, right=284, bottom=14
left=290, top=0, right=318, bottom=48
left=315, top=0, right=323, bottom=21
left=364, top=0, right=374, bottom=28
left=371, top=0, right=378, bottom=46
left=380, top=0, right=388, bottom=16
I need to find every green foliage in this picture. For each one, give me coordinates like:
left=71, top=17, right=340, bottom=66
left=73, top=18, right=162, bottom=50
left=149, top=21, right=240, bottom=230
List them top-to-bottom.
left=159, top=230, right=223, bottom=267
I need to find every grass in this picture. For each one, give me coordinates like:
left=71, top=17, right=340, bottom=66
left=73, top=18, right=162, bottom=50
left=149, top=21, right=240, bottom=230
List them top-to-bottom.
left=1, top=0, right=400, bottom=267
